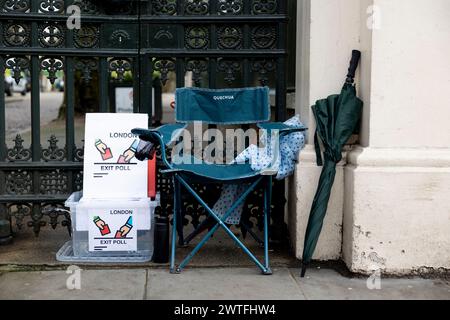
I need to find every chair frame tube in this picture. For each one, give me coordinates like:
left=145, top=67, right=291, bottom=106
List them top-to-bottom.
left=170, top=174, right=273, bottom=275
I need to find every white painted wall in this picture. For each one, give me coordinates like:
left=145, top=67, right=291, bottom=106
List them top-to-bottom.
left=289, top=0, right=362, bottom=261
left=292, top=0, right=450, bottom=274
left=298, top=0, right=363, bottom=142
left=343, top=0, right=450, bottom=274
left=357, top=0, right=374, bottom=147
left=368, top=0, right=450, bottom=148
left=344, top=148, right=450, bottom=274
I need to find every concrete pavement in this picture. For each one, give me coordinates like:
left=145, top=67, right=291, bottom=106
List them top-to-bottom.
left=5, top=91, right=63, bottom=138
left=1, top=224, right=449, bottom=300
left=0, top=267, right=448, bottom=300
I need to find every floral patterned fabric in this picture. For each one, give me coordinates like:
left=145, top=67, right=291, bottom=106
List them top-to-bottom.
left=215, top=115, right=306, bottom=224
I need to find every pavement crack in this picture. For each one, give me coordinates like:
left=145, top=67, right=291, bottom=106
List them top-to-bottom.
left=287, top=268, right=309, bottom=300
left=143, top=269, right=149, bottom=300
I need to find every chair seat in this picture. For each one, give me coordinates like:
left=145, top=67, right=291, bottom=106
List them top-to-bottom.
left=171, top=157, right=258, bottom=182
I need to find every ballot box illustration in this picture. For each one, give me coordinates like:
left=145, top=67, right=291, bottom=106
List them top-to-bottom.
left=83, top=113, right=149, bottom=199
left=57, top=114, right=157, bottom=262
left=64, top=192, right=157, bottom=259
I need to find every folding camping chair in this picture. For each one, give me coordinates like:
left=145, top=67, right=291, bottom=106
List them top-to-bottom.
left=133, top=87, right=306, bottom=275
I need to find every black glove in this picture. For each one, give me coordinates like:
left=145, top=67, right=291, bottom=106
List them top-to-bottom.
left=135, top=140, right=156, bottom=161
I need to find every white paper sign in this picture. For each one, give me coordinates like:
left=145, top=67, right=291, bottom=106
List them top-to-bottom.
left=114, top=87, right=155, bottom=114
left=115, top=87, right=134, bottom=113
left=83, top=113, right=148, bottom=199
left=75, top=197, right=152, bottom=232
left=88, top=208, right=137, bottom=252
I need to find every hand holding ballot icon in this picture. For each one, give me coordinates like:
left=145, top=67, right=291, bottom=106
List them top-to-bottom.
left=95, top=139, right=113, bottom=161
left=95, top=139, right=107, bottom=154
left=118, top=139, right=139, bottom=164
left=122, top=148, right=136, bottom=162
left=93, top=216, right=111, bottom=236
left=94, top=216, right=105, bottom=229
left=115, top=216, right=133, bottom=238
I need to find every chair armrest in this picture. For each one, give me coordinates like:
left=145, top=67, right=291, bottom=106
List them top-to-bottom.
left=257, top=122, right=307, bottom=136
left=132, top=123, right=187, bottom=148
left=133, top=124, right=187, bottom=169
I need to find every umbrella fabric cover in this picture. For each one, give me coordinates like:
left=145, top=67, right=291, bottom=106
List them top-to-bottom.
left=301, top=51, right=363, bottom=277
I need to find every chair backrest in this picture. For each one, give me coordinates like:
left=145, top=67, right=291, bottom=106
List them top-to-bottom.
left=175, top=87, right=270, bottom=125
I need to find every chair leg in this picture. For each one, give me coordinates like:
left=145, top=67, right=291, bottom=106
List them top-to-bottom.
left=175, top=175, right=270, bottom=274
left=170, top=176, right=179, bottom=274
left=263, top=176, right=273, bottom=275
left=174, top=178, right=185, bottom=247
left=177, top=218, right=269, bottom=274
left=177, top=222, right=220, bottom=272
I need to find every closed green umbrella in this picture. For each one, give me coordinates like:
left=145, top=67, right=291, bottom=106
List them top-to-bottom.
left=301, top=50, right=363, bottom=277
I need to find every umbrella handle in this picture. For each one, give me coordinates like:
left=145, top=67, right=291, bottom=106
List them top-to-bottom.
left=346, top=50, right=361, bottom=84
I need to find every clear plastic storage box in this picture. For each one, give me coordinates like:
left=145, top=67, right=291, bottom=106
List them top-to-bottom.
left=60, top=191, right=157, bottom=262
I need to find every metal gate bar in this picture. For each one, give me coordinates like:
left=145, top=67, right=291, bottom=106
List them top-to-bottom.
left=0, top=0, right=290, bottom=240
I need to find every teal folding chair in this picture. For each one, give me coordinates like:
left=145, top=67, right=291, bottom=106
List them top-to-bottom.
left=133, top=87, right=306, bottom=274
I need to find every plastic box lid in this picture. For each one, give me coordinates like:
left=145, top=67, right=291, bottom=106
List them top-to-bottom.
left=66, top=192, right=159, bottom=232
left=77, top=197, right=154, bottom=209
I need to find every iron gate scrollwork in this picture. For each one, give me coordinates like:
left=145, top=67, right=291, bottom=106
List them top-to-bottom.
left=0, top=0, right=290, bottom=242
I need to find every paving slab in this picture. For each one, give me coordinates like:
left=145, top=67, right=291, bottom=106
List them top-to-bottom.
left=0, top=228, right=70, bottom=266
left=0, top=267, right=448, bottom=300
left=146, top=268, right=305, bottom=300
left=291, top=268, right=450, bottom=300
left=0, top=269, right=147, bottom=300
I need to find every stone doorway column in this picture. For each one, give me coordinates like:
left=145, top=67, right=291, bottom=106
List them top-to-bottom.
left=291, top=0, right=450, bottom=274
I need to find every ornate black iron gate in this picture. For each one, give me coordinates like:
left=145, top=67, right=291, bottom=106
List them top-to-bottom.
left=0, top=0, right=290, bottom=243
